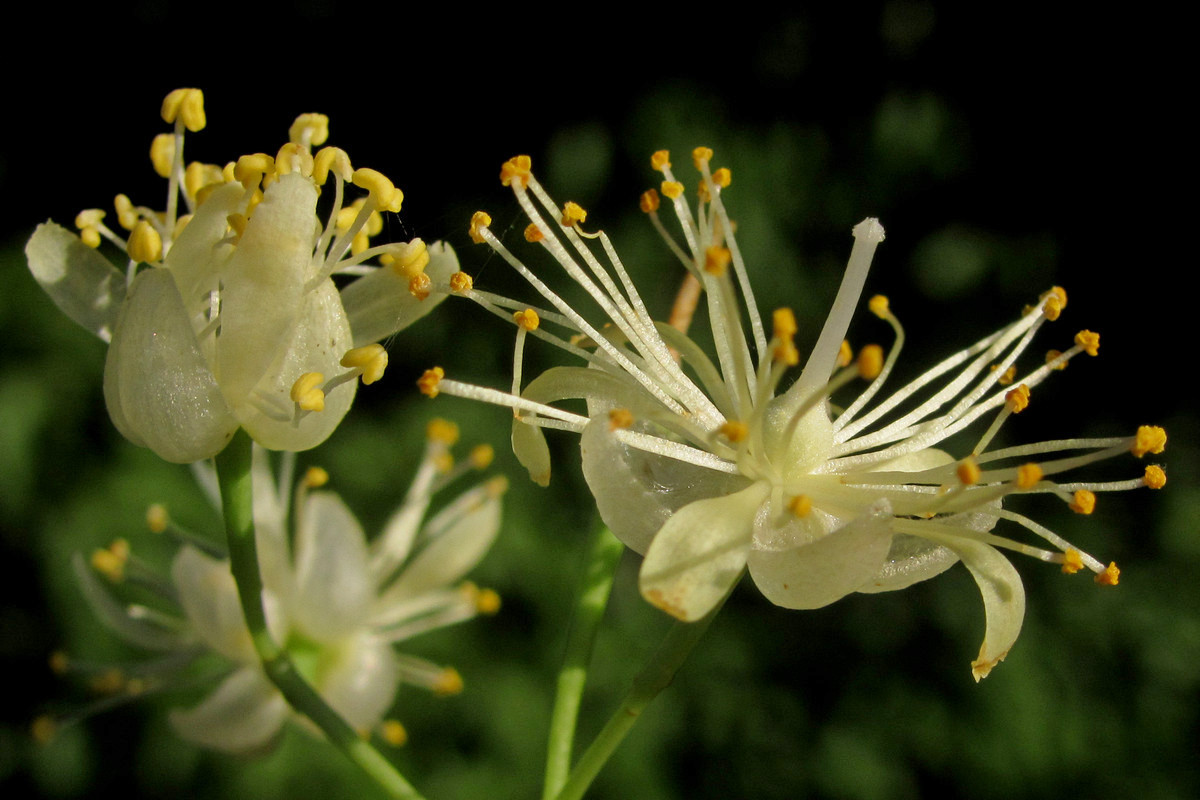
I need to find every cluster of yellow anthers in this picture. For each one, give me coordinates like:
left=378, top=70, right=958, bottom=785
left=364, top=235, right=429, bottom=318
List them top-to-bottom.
left=27, top=88, right=456, bottom=463
left=421, top=147, right=1165, bottom=678
left=38, top=425, right=504, bottom=752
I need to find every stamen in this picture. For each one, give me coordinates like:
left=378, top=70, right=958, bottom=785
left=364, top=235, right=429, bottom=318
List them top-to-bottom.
left=160, top=88, right=206, bottom=132
left=469, top=211, right=492, bottom=244
left=127, top=221, right=162, bottom=263
left=1074, top=329, right=1100, bottom=356
left=341, top=344, right=388, bottom=385
left=417, top=367, right=445, bottom=397
left=290, top=372, right=326, bottom=412
left=609, top=408, right=634, bottom=430
left=426, top=418, right=460, bottom=444
left=1131, top=425, right=1167, bottom=457
left=1016, top=463, right=1043, bottom=490
left=1144, top=465, right=1167, bottom=488
left=1068, top=489, right=1096, bottom=515
left=1061, top=549, right=1084, bottom=574
left=1095, top=563, right=1120, bottom=586
left=380, top=720, right=408, bottom=747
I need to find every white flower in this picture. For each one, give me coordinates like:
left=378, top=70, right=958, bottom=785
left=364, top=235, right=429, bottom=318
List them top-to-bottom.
left=26, top=89, right=456, bottom=463
left=423, top=150, right=1166, bottom=679
left=68, top=422, right=504, bottom=752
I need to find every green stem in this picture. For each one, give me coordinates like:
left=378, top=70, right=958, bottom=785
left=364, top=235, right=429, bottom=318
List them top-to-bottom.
left=214, top=430, right=426, bottom=800
left=542, top=523, right=625, bottom=800
left=552, top=600, right=724, bottom=800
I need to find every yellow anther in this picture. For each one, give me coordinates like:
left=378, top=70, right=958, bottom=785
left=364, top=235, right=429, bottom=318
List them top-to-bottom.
left=160, top=88, right=206, bottom=132
left=289, top=113, right=330, bottom=147
left=149, top=133, right=175, bottom=179
left=275, top=142, right=314, bottom=177
left=692, top=146, right=714, bottom=169
left=313, top=147, right=353, bottom=185
left=650, top=150, right=671, bottom=171
left=234, top=153, right=275, bottom=189
left=500, top=155, right=532, bottom=188
left=184, top=162, right=225, bottom=201
left=711, top=167, right=732, bottom=188
left=353, top=168, right=403, bottom=212
left=660, top=180, right=684, bottom=200
left=697, top=181, right=712, bottom=203
left=639, top=188, right=661, bottom=213
left=113, top=194, right=138, bottom=230
left=336, top=201, right=363, bottom=232
left=561, top=201, right=587, bottom=227
left=75, top=209, right=106, bottom=230
left=469, top=211, right=492, bottom=244
left=226, top=213, right=248, bottom=240
left=127, top=220, right=163, bottom=263
left=524, top=223, right=545, bottom=243
left=80, top=228, right=101, bottom=248
left=388, top=239, right=430, bottom=279
left=704, top=246, right=731, bottom=276
left=408, top=272, right=432, bottom=301
left=449, top=272, right=474, bottom=293
left=1042, top=286, right=1068, bottom=320
left=867, top=295, right=890, bottom=318
left=772, top=308, right=798, bottom=339
left=513, top=309, right=540, bottom=332
left=1074, top=329, right=1100, bottom=356
left=773, top=340, right=799, bottom=366
left=837, top=340, right=853, bottom=368
left=341, top=344, right=389, bottom=385
left=857, top=344, right=884, bottom=380
left=1045, top=349, right=1068, bottom=370
left=991, top=364, right=1017, bottom=385
left=418, top=367, right=445, bottom=398
left=290, top=372, right=326, bottom=412
left=1005, top=384, right=1031, bottom=413
left=608, top=408, right=634, bottom=431
left=426, top=418, right=460, bottom=445
left=719, top=421, right=749, bottom=442
left=1132, top=425, right=1167, bottom=457
left=469, top=444, right=495, bottom=470
left=434, top=452, right=455, bottom=474
left=957, top=457, right=981, bottom=485
left=1016, top=462, right=1043, bottom=490
left=1144, top=465, right=1167, bottom=489
left=304, top=466, right=330, bottom=488
left=486, top=475, right=509, bottom=498
left=1069, top=489, right=1096, bottom=515
left=787, top=495, right=813, bottom=517
left=146, top=503, right=168, bottom=534
left=91, top=543, right=126, bottom=581
left=1061, top=549, right=1084, bottom=575
left=1095, top=562, right=1120, bottom=586
left=475, top=587, right=502, bottom=615
left=49, top=651, right=70, bottom=675
left=433, top=667, right=464, bottom=697
left=90, top=668, right=125, bottom=695
left=31, top=716, right=57, bottom=745
left=380, top=720, right=407, bottom=747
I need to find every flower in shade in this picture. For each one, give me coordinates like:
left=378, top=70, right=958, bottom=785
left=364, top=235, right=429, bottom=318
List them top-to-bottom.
left=26, top=88, right=456, bottom=463
left=420, top=149, right=1165, bottom=678
left=54, top=421, right=504, bottom=752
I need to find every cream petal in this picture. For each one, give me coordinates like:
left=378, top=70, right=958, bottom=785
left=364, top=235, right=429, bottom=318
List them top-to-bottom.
left=217, top=173, right=315, bottom=406
left=162, top=181, right=242, bottom=316
left=25, top=222, right=127, bottom=342
left=340, top=240, right=460, bottom=347
left=103, top=268, right=238, bottom=463
left=235, top=280, right=356, bottom=452
left=581, top=416, right=749, bottom=554
left=512, top=418, right=552, bottom=487
left=250, top=445, right=293, bottom=606
left=639, top=482, right=769, bottom=621
left=292, top=492, right=372, bottom=641
left=384, top=492, right=501, bottom=599
left=748, top=500, right=894, bottom=609
left=856, top=534, right=960, bottom=594
left=939, top=537, right=1026, bottom=681
left=171, top=546, right=255, bottom=663
left=72, top=554, right=181, bottom=650
left=316, top=632, right=399, bottom=732
left=168, top=666, right=288, bottom=753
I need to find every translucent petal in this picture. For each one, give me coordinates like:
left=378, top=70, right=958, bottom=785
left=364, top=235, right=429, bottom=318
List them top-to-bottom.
left=216, top=173, right=315, bottom=406
left=162, top=182, right=242, bottom=316
left=25, top=222, right=126, bottom=342
left=340, top=240, right=460, bottom=347
left=103, top=268, right=238, bottom=463
left=235, top=280, right=355, bottom=452
left=581, top=416, right=749, bottom=554
left=512, top=418, right=551, bottom=487
left=251, top=446, right=293, bottom=608
left=639, top=482, right=769, bottom=621
left=292, top=492, right=372, bottom=641
left=384, top=493, right=501, bottom=599
left=748, top=498, right=894, bottom=609
left=856, top=534, right=960, bottom=593
left=942, top=538, right=1026, bottom=681
left=171, top=546, right=254, bottom=663
left=72, top=554, right=182, bottom=650
left=316, top=632, right=399, bottom=731
left=168, top=666, right=288, bottom=754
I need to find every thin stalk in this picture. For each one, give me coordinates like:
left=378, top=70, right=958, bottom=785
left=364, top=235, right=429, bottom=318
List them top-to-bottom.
left=214, top=430, right=426, bottom=800
left=542, top=523, right=626, bottom=799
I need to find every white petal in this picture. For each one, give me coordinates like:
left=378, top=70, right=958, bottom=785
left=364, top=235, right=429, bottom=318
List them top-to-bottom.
left=217, top=173, right=315, bottom=406
left=162, top=182, right=242, bottom=316
left=25, top=222, right=127, bottom=342
left=340, top=240, right=460, bottom=347
left=103, top=268, right=238, bottom=463
left=235, top=280, right=356, bottom=452
left=581, top=416, right=749, bottom=554
left=512, top=418, right=551, bottom=487
left=250, top=445, right=293, bottom=607
left=639, top=483, right=769, bottom=621
left=385, top=491, right=501, bottom=599
left=291, top=492, right=372, bottom=641
left=749, top=500, right=894, bottom=609
left=856, top=534, right=960, bottom=593
left=940, top=537, right=1026, bottom=681
left=171, top=546, right=255, bottom=663
left=72, top=554, right=181, bottom=650
left=316, top=632, right=399, bottom=732
left=168, top=666, right=288, bottom=753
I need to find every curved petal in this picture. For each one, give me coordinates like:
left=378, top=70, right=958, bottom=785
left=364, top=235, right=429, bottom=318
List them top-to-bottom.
left=162, top=181, right=242, bottom=318
left=25, top=222, right=126, bottom=342
left=340, top=240, right=460, bottom=347
left=103, top=268, right=238, bottom=463
left=581, top=416, right=749, bottom=554
left=512, top=417, right=551, bottom=487
left=639, top=482, right=769, bottom=621
left=384, top=489, right=501, bottom=599
left=292, top=491, right=372, bottom=641
left=749, top=500, right=894, bottom=609
left=856, top=534, right=960, bottom=593
left=938, top=537, right=1026, bottom=681
left=171, top=546, right=254, bottom=663
left=316, top=632, right=399, bottom=732
left=168, top=666, right=288, bottom=753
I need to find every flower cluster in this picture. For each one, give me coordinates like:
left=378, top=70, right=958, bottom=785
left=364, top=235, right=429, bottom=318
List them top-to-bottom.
left=26, top=89, right=456, bottom=463
left=421, top=149, right=1166, bottom=678
left=47, top=422, right=504, bottom=752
